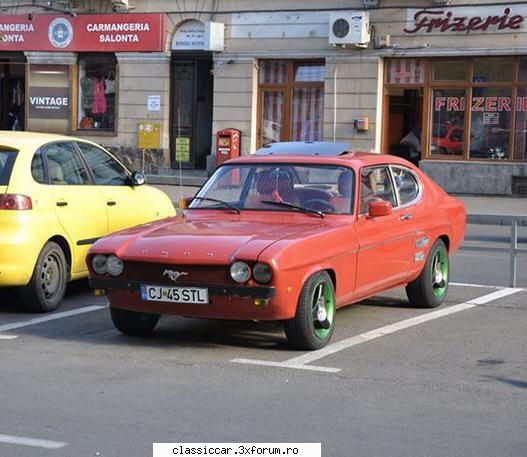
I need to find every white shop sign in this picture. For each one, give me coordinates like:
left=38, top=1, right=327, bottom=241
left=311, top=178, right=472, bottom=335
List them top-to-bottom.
left=172, top=20, right=224, bottom=51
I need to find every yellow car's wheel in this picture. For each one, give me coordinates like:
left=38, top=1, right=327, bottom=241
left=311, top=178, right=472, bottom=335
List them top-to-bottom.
left=19, top=241, right=68, bottom=313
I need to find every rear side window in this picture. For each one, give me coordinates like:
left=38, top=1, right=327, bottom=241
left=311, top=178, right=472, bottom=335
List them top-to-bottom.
left=0, top=149, right=18, bottom=186
left=31, top=150, right=47, bottom=184
left=392, top=166, right=420, bottom=206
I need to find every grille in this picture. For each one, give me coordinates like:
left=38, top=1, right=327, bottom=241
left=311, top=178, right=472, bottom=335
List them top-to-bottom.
left=512, top=176, right=527, bottom=196
left=122, top=262, right=230, bottom=285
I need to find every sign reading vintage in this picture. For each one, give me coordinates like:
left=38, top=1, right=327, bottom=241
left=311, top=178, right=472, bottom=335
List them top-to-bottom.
left=405, top=7, right=525, bottom=34
left=0, top=13, right=165, bottom=51
left=29, top=87, right=70, bottom=119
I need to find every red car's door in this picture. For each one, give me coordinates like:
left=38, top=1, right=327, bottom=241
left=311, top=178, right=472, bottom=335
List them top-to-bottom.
left=354, top=166, right=415, bottom=298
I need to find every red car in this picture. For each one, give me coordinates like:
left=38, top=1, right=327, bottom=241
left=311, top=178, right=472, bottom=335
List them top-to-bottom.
left=431, top=125, right=464, bottom=155
left=88, top=142, right=465, bottom=350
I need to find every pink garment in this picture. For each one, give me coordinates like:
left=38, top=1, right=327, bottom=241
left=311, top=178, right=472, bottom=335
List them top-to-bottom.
left=91, top=78, right=107, bottom=114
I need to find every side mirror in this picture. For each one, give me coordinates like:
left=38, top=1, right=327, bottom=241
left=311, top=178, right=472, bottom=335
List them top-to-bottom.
left=130, top=171, right=146, bottom=186
left=179, top=196, right=193, bottom=209
left=368, top=200, right=392, bottom=218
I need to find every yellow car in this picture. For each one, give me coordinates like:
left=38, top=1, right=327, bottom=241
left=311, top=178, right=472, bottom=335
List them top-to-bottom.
left=0, top=131, right=176, bottom=312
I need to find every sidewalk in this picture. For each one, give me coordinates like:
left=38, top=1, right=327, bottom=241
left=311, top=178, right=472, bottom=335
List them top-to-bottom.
left=153, top=183, right=526, bottom=216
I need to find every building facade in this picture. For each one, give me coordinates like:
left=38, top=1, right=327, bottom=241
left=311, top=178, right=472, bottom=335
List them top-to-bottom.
left=1, top=0, right=526, bottom=195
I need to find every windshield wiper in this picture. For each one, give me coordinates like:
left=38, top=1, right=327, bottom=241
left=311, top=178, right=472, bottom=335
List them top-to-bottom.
left=191, top=197, right=241, bottom=214
left=261, top=200, right=325, bottom=218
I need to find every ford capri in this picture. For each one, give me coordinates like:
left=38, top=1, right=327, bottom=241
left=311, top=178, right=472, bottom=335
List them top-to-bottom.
left=88, top=142, right=465, bottom=350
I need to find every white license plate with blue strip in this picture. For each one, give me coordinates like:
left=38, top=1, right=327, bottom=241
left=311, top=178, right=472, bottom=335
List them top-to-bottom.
left=140, top=285, right=208, bottom=304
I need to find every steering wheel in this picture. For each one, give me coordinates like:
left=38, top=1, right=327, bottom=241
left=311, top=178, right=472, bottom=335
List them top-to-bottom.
left=304, top=198, right=336, bottom=213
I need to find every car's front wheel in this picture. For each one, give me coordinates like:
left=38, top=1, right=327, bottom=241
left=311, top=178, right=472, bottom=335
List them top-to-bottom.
left=406, top=239, right=449, bottom=308
left=19, top=241, right=68, bottom=312
left=284, top=271, right=336, bottom=350
left=110, top=307, right=160, bottom=335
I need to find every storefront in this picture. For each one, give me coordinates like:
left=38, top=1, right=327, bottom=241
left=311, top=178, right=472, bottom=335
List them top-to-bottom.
left=1, top=1, right=526, bottom=194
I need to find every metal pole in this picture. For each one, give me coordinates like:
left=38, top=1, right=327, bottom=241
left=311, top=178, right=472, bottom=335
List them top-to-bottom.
left=510, top=220, right=518, bottom=288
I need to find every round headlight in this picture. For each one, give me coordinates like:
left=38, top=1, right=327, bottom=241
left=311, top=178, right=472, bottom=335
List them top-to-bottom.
left=92, top=254, right=108, bottom=275
left=107, top=255, right=124, bottom=276
left=230, top=261, right=251, bottom=283
left=253, top=262, right=273, bottom=284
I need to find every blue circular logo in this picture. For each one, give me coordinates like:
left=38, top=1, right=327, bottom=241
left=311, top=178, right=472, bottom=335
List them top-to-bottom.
left=48, top=18, right=73, bottom=48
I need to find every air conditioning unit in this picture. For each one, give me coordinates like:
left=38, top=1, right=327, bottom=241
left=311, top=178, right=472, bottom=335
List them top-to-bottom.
left=112, top=0, right=129, bottom=7
left=329, top=11, right=371, bottom=47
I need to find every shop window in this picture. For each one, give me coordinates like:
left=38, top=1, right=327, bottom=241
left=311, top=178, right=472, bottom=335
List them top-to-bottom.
left=77, top=54, right=117, bottom=132
left=473, top=57, right=514, bottom=83
left=520, top=58, right=527, bottom=81
left=385, top=59, right=424, bottom=85
left=258, top=60, right=325, bottom=146
left=259, top=60, right=288, bottom=85
left=433, top=61, right=467, bottom=81
left=514, top=86, right=527, bottom=160
left=469, top=87, right=512, bottom=160
left=430, top=89, right=466, bottom=156
left=261, top=91, right=284, bottom=145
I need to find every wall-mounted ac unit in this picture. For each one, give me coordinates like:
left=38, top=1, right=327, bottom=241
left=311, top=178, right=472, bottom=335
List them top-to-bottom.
left=329, top=11, right=371, bottom=47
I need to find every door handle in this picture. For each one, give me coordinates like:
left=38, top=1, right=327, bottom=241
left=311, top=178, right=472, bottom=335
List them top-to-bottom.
left=56, top=201, right=68, bottom=207
left=107, top=201, right=117, bottom=206
left=400, top=214, right=413, bottom=221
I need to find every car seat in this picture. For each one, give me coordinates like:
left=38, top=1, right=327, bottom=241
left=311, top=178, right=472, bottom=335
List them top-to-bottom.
left=47, top=159, right=67, bottom=185
left=330, top=171, right=353, bottom=213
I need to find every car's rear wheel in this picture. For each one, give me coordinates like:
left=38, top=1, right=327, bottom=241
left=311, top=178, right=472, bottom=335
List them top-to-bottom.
left=406, top=239, right=449, bottom=308
left=19, top=241, right=68, bottom=313
left=284, top=271, right=336, bottom=350
left=110, top=307, right=160, bottom=335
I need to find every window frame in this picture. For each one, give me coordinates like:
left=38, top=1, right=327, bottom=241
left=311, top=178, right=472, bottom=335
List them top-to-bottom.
left=73, top=53, right=119, bottom=137
left=383, top=56, right=527, bottom=162
left=257, top=59, right=325, bottom=148
left=42, top=141, right=93, bottom=186
left=74, top=141, right=131, bottom=186
left=359, top=165, right=397, bottom=215
left=389, top=165, right=422, bottom=208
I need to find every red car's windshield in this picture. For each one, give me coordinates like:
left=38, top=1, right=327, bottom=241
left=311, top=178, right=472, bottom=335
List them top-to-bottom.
left=190, top=163, right=356, bottom=215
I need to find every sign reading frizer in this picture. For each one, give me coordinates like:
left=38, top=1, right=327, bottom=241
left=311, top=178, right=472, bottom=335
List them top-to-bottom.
left=405, top=7, right=526, bottom=34
left=29, top=87, right=70, bottom=119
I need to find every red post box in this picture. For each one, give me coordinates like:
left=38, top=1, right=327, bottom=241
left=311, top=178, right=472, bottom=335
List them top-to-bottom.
left=216, top=129, right=241, bottom=166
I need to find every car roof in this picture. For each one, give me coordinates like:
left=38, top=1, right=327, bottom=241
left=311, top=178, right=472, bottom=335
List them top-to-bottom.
left=0, top=131, right=80, bottom=151
left=256, top=141, right=352, bottom=156
left=229, top=149, right=413, bottom=169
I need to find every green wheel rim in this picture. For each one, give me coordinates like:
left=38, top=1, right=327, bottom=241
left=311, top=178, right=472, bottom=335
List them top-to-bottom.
left=431, top=247, right=448, bottom=298
left=311, top=280, right=335, bottom=339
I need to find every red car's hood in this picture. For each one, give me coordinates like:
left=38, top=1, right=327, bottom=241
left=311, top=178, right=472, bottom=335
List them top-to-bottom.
left=93, top=212, right=325, bottom=264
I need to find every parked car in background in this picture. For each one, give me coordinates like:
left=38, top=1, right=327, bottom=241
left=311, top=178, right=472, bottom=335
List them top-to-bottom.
left=431, top=125, right=464, bottom=155
left=0, top=131, right=175, bottom=312
left=88, top=142, right=466, bottom=350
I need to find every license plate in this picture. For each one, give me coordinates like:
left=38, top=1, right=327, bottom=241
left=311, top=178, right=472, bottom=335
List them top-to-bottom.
left=140, top=285, right=209, bottom=304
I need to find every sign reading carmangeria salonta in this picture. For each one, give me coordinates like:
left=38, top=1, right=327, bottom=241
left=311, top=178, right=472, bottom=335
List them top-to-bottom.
left=405, top=7, right=525, bottom=34
left=0, top=14, right=165, bottom=51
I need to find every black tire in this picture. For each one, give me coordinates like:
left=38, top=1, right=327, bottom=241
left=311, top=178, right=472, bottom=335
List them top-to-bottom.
left=406, top=239, right=449, bottom=308
left=19, top=241, right=68, bottom=312
left=284, top=271, right=336, bottom=350
left=110, top=306, right=160, bottom=335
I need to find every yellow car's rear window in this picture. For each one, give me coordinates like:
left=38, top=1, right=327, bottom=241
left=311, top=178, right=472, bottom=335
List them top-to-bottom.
left=0, top=148, right=18, bottom=186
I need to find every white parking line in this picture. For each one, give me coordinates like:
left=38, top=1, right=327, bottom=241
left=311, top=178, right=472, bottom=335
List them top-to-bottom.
left=451, top=282, right=500, bottom=289
left=232, top=287, right=522, bottom=373
left=0, top=305, right=105, bottom=339
left=0, top=335, right=18, bottom=340
left=0, top=433, right=67, bottom=449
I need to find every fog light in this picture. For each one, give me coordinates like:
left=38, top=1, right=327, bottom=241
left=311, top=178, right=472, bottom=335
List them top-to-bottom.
left=92, top=254, right=108, bottom=275
left=107, top=255, right=124, bottom=276
left=230, top=261, right=251, bottom=283
left=93, top=289, right=105, bottom=296
left=254, top=298, right=269, bottom=306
